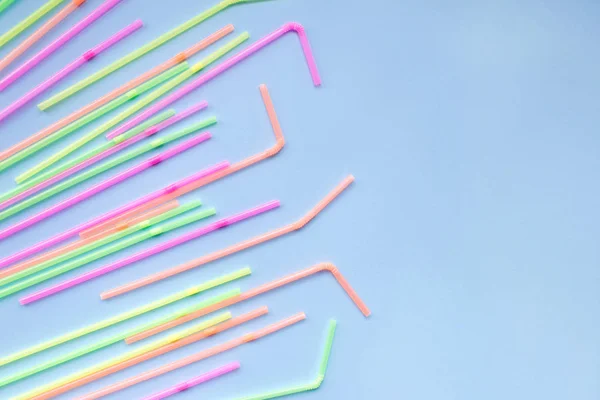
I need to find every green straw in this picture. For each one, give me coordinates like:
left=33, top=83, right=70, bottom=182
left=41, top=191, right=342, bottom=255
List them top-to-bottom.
left=0, top=0, right=64, bottom=49
left=0, top=0, right=18, bottom=14
left=38, top=0, right=265, bottom=109
left=25, top=32, right=248, bottom=179
left=6, top=64, right=189, bottom=179
left=0, top=118, right=215, bottom=219
left=0, top=201, right=201, bottom=286
left=0, top=207, right=216, bottom=298
left=0, top=267, right=251, bottom=367
left=0, top=293, right=238, bottom=387
left=235, top=320, right=337, bottom=400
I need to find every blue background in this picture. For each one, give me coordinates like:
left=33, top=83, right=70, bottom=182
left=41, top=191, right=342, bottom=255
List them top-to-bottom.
left=0, top=0, right=599, bottom=398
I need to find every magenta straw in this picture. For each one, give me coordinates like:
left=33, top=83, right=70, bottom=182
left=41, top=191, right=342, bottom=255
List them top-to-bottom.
left=0, top=0, right=125, bottom=91
left=0, top=20, right=142, bottom=123
left=105, top=22, right=320, bottom=140
left=0, top=102, right=208, bottom=212
left=0, top=134, right=211, bottom=241
left=21, top=200, right=281, bottom=304
left=141, top=362, right=240, bottom=400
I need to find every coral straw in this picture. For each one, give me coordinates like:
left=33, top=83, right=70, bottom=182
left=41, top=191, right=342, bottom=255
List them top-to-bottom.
left=0, top=0, right=124, bottom=91
left=0, top=0, right=87, bottom=74
left=0, top=0, right=64, bottom=49
left=0, top=20, right=142, bottom=123
left=105, top=22, right=320, bottom=140
left=102, top=176, right=354, bottom=299
left=23, top=200, right=280, bottom=303
left=143, top=362, right=240, bottom=400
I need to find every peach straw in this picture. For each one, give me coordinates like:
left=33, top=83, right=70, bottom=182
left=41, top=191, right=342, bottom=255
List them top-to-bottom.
left=0, top=0, right=87, bottom=74
left=0, top=0, right=64, bottom=50
left=0, top=25, right=233, bottom=165
left=101, top=175, right=355, bottom=300
left=127, top=263, right=370, bottom=345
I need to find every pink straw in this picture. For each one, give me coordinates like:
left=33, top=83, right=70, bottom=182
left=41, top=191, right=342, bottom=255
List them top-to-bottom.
left=0, top=0, right=125, bottom=91
left=0, top=20, right=142, bottom=123
left=105, top=22, right=320, bottom=140
left=0, top=102, right=208, bottom=212
left=0, top=134, right=212, bottom=241
left=20, top=200, right=281, bottom=304
left=141, top=362, right=240, bottom=400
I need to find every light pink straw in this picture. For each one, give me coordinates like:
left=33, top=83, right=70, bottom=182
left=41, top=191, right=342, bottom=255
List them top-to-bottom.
left=0, top=0, right=125, bottom=91
left=0, top=20, right=142, bottom=123
left=105, top=22, right=320, bottom=140
left=0, top=102, right=208, bottom=212
left=0, top=134, right=212, bottom=241
left=20, top=200, right=281, bottom=304
left=141, top=362, right=240, bottom=400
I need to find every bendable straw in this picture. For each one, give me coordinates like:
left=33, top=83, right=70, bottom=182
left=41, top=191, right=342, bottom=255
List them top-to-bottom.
left=0, top=0, right=124, bottom=91
left=0, top=0, right=86, bottom=74
left=0, top=0, right=64, bottom=49
left=0, top=0, right=18, bottom=15
left=41, top=0, right=272, bottom=109
left=0, top=20, right=142, bottom=123
left=105, top=22, right=320, bottom=141
left=0, top=26, right=232, bottom=167
left=25, top=34, right=246, bottom=177
left=0, top=65, right=189, bottom=175
left=0, top=134, right=211, bottom=240
left=102, top=176, right=354, bottom=299
left=23, top=200, right=280, bottom=303
left=0, top=201, right=201, bottom=286
left=127, top=263, right=369, bottom=345
left=0, top=268, right=250, bottom=367
left=0, top=294, right=239, bottom=387
left=29, top=311, right=303, bottom=400
left=236, top=320, right=337, bottom=400
left=143, top=362, right=240, bottom=400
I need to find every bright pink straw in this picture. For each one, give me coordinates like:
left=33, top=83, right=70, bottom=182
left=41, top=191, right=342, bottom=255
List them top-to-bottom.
left=0, top=0, right=125, bottom=91
left=0, top=20, right=142, bottom=123
left=105, top=22, right=321, bottom=140
left=0, top=102, right=208, bottom=212
left=0, top=134, right=212, bottom=241
left=20, top=200, right=281, bottom=304
left=141, top=362, right=240, bottom=400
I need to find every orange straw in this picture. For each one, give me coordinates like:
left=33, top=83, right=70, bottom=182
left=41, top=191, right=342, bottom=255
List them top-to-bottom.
left=0, top=0, right=86, bottom=74
left=0, top=24, right=234, bottom=163
left=101, top=175, right=355, bottom=300
left=0, top=200, right=179, bottom=281
left=127, top=263, right=370, bottom=345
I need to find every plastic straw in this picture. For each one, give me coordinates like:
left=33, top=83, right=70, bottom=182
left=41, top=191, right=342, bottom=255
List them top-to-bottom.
left=0, top=0, right=86, bottom=74
left=0, top=0, right=64, bottom=49
left=0, top=0, right=18, bottom=15
left=41, top=0, right=272, bottom=108
left=0, top=20, right=142, bottom=123
left=23, top=200, right=280, bottom=303
left=0, top=268, right=250, bottom=367
left=29, top=311, right=302, bottom=400
left=143, top=362, right=240, bottom=400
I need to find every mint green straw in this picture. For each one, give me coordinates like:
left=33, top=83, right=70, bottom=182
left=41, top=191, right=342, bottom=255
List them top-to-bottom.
left=0, top=0, right=63, bottom=49
left=0, top=0, right=18, bottom=14
left=39, top=0, right=266, bottom=109
left=25, top=32, right=248, bottom=179
left=5, top=64, right=188, bottom=179
left=0, top=201, right=201, bottom=286
left=0, top=206, right=217, bottom=298
left=0, top=267, right=251, bottom=367
left=0, top=293, right=239, bottom=387
left=235, top=320, right=337, bottom=400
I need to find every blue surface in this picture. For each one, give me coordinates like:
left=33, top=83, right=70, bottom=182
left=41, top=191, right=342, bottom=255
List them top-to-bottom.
left=0, top=0, right=599, bottom=399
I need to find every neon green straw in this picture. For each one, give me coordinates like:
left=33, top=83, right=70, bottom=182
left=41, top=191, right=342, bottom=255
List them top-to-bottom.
left=0, top=0, right=64, bottom=49
left=0, top=0, right=18, bottom=15
left=39, top=0, right=267, bottom=109
left=26, top=32, right=248, bottom=178
left=6, top=64, right=189, bottom=180
left=0, top=207, right=216, bottom=298
left=0, top=267, right=251, bottom=367
left=0, top=293, right=238, bottom=387
left=235, top=320, right=337, bottom=400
